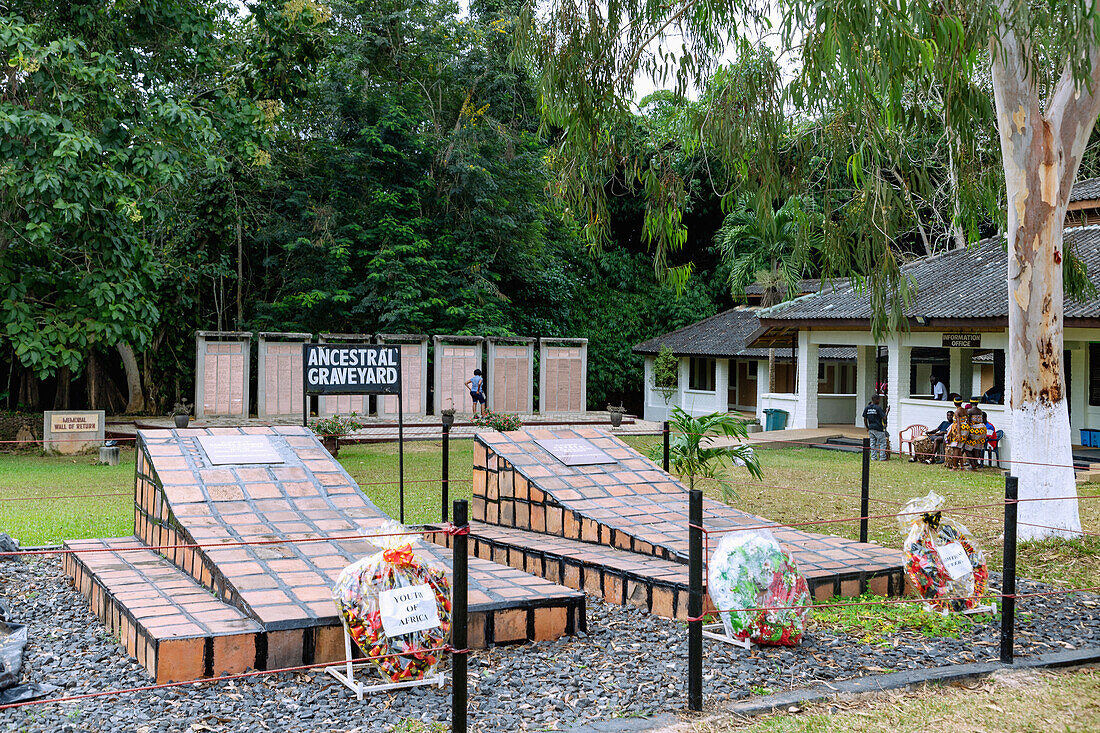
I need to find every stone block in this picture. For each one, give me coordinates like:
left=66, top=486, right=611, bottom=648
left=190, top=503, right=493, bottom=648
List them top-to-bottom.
left=43, top=410, right=104, bottom=455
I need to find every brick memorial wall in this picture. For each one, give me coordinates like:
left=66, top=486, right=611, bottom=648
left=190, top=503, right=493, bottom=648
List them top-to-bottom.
left=194, top=332, right=251, bottom=418
left=257, top=332, right=311, bottom=419
left=316, top=334, right=371, bottom=417
left=377, top=334, right=429, bottom=417
left=433, top=335, right=484, bottom=415
left=487, top=337, right=534, bottom=414
left=539, top=338, right=587, bottom=413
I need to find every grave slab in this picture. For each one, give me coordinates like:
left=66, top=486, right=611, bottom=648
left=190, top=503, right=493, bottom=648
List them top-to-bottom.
left=64, top=426, right=585, bottom=682
left=463, top=428, right=906, bottom=605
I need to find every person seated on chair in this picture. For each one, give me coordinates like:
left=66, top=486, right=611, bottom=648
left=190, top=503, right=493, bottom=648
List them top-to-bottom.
left=923, top=410, right=954, bottom=464
left=982, top=411, right=998, bottom=463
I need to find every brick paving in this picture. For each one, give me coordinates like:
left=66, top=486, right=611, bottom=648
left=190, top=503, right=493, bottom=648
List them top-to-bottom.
left=64, top=426, right=584, bottom=683
left=455, top=428, right=906, bottom=606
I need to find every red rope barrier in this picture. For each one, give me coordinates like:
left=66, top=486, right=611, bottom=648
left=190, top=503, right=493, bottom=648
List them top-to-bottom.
left=0, top=526, right=454, bottom=558
left=688, top=585, right=1100, bottom=622
left=0, top=645, right=460, bottom=711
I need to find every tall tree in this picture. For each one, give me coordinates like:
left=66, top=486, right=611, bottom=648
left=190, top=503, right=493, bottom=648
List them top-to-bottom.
left=520, top=1, right=1100, bottom=538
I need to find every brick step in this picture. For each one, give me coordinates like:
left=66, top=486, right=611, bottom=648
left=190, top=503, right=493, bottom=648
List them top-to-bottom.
left=431, top=521, right=693, bottom=619
left=431, top=521, right=905, bottom=622
left=64, top=538, right=265, bottom=683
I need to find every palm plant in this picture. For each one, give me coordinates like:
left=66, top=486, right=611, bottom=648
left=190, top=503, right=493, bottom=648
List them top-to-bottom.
left=717, top=194, right=815, bottom=305
left=656, top=406, right=763, bottom=503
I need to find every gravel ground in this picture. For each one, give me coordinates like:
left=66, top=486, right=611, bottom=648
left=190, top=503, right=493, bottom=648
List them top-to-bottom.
left=2, top=555, right=1099, bottom=733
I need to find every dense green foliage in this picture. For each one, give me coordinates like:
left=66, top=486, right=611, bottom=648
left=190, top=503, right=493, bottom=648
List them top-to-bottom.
left=1, top=0, right=720, bottom=413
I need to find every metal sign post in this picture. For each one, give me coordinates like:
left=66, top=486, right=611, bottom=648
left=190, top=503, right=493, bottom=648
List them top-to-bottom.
left=302, top=343, right=404, bottom=519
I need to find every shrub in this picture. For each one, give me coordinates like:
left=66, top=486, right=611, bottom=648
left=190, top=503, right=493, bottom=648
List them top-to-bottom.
left=653, top=345, right=678, bottom=404
left=472, top=410, right=523, bottom=432
left=309, top=412, right=366, bottom=438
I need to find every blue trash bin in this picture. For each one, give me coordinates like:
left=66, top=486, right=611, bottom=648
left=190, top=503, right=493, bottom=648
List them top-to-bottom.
left=763, top=408, right=789, bottom=431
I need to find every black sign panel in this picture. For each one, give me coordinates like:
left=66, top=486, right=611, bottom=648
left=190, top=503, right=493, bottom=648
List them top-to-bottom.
left=942, top=332, right=982, bottom=348
left=303, top=344, right=401, bottom=395
left=535, top=438, right=616, bottom=466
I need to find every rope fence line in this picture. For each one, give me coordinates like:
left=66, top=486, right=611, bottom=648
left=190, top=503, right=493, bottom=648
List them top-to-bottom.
left=0, top=524, right=466, bottom=559
left=687, top=584, right=1100, bottom=622
left=0, top=645, right=464, bottom=711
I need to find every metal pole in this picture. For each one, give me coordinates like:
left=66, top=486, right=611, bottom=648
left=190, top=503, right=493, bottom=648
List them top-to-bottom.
left=398, top=388, right=405, bottom=525
left=663, top=420, right=670, bottom=472
left=442, top=424, right=450, bottom=523
left=860, top=437, right=870, bottom=544
left=1000, top=475, right=1018, bottom=664
left=687, top=488, right=703, bottom=711
left=452, top=499, right=469, bottom=733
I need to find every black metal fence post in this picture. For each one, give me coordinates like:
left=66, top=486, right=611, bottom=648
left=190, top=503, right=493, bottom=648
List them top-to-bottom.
left=663, top=420, right=671, bottom=472
left=442, top=424, right=451, bottom=522
left=860, top=437, right=870, bottom=544
left=1000, top=475, right=1018, bottom=664
left=688, top=488, right=703, bottom=711
left=452, top=499, right=469, bottom=732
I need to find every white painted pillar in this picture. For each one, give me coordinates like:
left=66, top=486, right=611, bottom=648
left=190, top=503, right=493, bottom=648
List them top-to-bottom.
left=794, top=331, right=819, bottom=429
left=886, top=334, right=911, bottom=437
left=1071, top=344, right=1088, bottom=434
left=854, top=345, right=876, bottom=427
left=949, top=347, right=963, bottom=399
left=678, top=357, right=690, bottom=413
left=716, top=359, right=730, bottom=413
left=756, top=359, right=769, bottom=422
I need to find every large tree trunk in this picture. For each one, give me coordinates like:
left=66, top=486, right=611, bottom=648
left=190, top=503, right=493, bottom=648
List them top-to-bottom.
left=990, top=15, right=1100, bottom=539
left=117, top=342, right=145, bottom=414
left=52, top=366, right=71, bottom=409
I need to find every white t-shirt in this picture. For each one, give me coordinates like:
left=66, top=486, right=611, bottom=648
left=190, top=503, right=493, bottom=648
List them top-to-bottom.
left=932, top=380, right=946, bottom=400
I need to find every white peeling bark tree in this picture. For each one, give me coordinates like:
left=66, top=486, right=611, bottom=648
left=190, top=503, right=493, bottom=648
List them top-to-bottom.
left=519, top=0, right=1100, bottom=541
left=991, top=6, right=1100, bottom=538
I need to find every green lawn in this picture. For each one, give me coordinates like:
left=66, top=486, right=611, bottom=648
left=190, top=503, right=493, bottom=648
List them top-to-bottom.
left=0, top=437, right=1097, bottom=591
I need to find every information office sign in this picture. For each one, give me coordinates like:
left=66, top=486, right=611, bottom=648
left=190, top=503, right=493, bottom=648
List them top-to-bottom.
left=942, top=332, right=982, bottom=348
left=303, top=344, right=401, bottom=395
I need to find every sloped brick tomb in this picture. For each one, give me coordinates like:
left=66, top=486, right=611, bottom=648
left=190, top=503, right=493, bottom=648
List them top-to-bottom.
left=63, top=427, right=583, bottom=683
left=430, top=429, right=906, bottom=620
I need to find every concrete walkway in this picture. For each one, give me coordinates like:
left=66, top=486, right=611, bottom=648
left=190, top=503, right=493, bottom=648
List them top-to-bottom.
left=105, top=412, right=665, bottom=442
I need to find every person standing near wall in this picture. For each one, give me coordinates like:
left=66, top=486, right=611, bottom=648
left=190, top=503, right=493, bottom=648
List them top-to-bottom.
left=862, top=394, right=888, bottom=461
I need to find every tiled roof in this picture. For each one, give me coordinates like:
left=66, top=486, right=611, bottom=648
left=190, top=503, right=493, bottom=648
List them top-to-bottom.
left=1071, top=177, right=1100, bottom=203
left=759, top=226, right=1100, bottom=322
left=743, top=278, right=821, bottom=297
left=632, top=307, right=855, bottom=359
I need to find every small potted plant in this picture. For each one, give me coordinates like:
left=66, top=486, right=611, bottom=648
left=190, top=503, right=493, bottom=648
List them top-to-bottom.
left=441, top=399, right=456, bottom=429
left=171, top=401, right=192, bottom=429
left=607, top=404, right=626, bottom=428
left=309, top=412, right=365, bottom=457
left=745, top=417, right=763, bottom=434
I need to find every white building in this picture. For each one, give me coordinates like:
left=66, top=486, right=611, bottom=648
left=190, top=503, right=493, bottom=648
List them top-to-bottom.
left=635, top=179, right=1100, bottom=464
left=633, top=306, right=857, bottom=424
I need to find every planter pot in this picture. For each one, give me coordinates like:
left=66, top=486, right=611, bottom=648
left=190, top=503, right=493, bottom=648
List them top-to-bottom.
left=608, top=411, right=624, bottom=428
left=441, top=412, right=456, bottom=428
left=173, top=414, right=190, bottom=429
left=746, top=423, right=762, bottom=434
left=322, top=435, right=340, bottom=457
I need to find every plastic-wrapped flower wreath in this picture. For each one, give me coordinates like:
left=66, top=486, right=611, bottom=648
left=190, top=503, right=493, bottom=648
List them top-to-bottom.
left=898, top=491, right=988, bottom=613
left=332, top=525, right=452, bottom=683
left=707, top=529, right=810, bottom=646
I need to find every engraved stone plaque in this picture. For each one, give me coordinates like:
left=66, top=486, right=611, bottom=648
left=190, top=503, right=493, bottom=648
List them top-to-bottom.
left=198, top=435, right=284, bottom=465
left=535, top=438, right=615, bottom=466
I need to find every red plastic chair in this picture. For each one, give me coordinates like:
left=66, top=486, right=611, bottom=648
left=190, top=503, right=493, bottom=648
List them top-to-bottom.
left=899, top=424, right=928, bottom=461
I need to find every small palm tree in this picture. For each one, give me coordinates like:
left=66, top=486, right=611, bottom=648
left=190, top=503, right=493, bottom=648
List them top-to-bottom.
left=658, top=406, right=763, bottom=503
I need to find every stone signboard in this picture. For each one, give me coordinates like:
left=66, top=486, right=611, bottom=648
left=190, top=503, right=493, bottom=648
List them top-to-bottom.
left=43, top=410, right=105, bottom=455
left=197, top=435, right=285, bottom=465
left=535, top=437, right=615, bottom=466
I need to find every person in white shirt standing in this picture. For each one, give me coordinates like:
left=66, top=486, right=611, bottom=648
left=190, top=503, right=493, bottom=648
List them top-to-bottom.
left=929, top=374, right=947, bottom=401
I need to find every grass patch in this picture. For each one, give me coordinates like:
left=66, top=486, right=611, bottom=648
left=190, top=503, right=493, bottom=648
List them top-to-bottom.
left=0, top=449, right=136, bottom=545
left=808, top=593, right=989, bottom=644
left=702, top=666, right=1100, bottom=732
